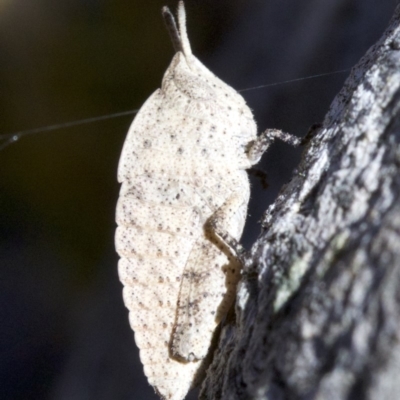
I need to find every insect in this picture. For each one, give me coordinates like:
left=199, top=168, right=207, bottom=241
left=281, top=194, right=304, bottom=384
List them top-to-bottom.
left=115, top=2, right=300, bottom=399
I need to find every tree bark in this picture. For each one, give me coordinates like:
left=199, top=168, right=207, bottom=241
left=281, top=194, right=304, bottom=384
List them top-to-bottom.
left=201, top=4, right=400, bottom=400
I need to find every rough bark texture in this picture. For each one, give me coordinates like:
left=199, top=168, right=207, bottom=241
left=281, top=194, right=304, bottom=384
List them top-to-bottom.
left=201, top=4, right=400, bottom=400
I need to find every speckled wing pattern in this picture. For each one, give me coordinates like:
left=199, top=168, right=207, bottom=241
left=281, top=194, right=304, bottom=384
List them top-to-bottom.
left=115, top=2, right=258, bottom=399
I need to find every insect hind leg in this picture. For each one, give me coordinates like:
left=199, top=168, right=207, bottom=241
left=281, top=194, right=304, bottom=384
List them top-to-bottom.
left=205, top=194, right=248, bottom=264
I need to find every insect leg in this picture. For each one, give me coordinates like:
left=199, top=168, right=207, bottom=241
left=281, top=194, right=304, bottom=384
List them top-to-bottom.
left=248, top=128, right=301, bottom=164
left=206, top=194, right=247, bottom=262
left=171, top=196, right=247, bottom=362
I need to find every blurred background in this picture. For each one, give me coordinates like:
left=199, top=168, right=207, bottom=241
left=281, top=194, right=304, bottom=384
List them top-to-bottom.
left=0, top=0, right=398, bottom=399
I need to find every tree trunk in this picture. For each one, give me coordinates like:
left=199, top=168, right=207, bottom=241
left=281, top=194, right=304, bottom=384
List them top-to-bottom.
left=200, top=4, right=400, bottom=400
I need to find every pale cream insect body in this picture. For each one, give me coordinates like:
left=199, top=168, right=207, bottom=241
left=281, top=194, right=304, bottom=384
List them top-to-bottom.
left=115, top=2, right=299, bottom=399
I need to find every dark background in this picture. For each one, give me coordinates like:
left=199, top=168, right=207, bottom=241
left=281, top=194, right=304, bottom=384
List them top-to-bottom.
left=0, top=1, right=397, bottom=399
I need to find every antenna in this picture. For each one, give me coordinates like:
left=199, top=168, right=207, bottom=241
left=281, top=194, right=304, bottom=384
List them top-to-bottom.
left=177, top=1, right=193, bottom=58
left=162, top=2, right=193, bottom=58
left=162, top=5, right=183, bottom=53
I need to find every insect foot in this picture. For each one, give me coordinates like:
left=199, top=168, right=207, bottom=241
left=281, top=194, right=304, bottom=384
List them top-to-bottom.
left=115, top=2, right=299, bottom=399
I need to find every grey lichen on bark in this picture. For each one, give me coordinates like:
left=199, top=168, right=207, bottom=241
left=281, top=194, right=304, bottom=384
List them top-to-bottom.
left=200, top=3, right=400, bottom=400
